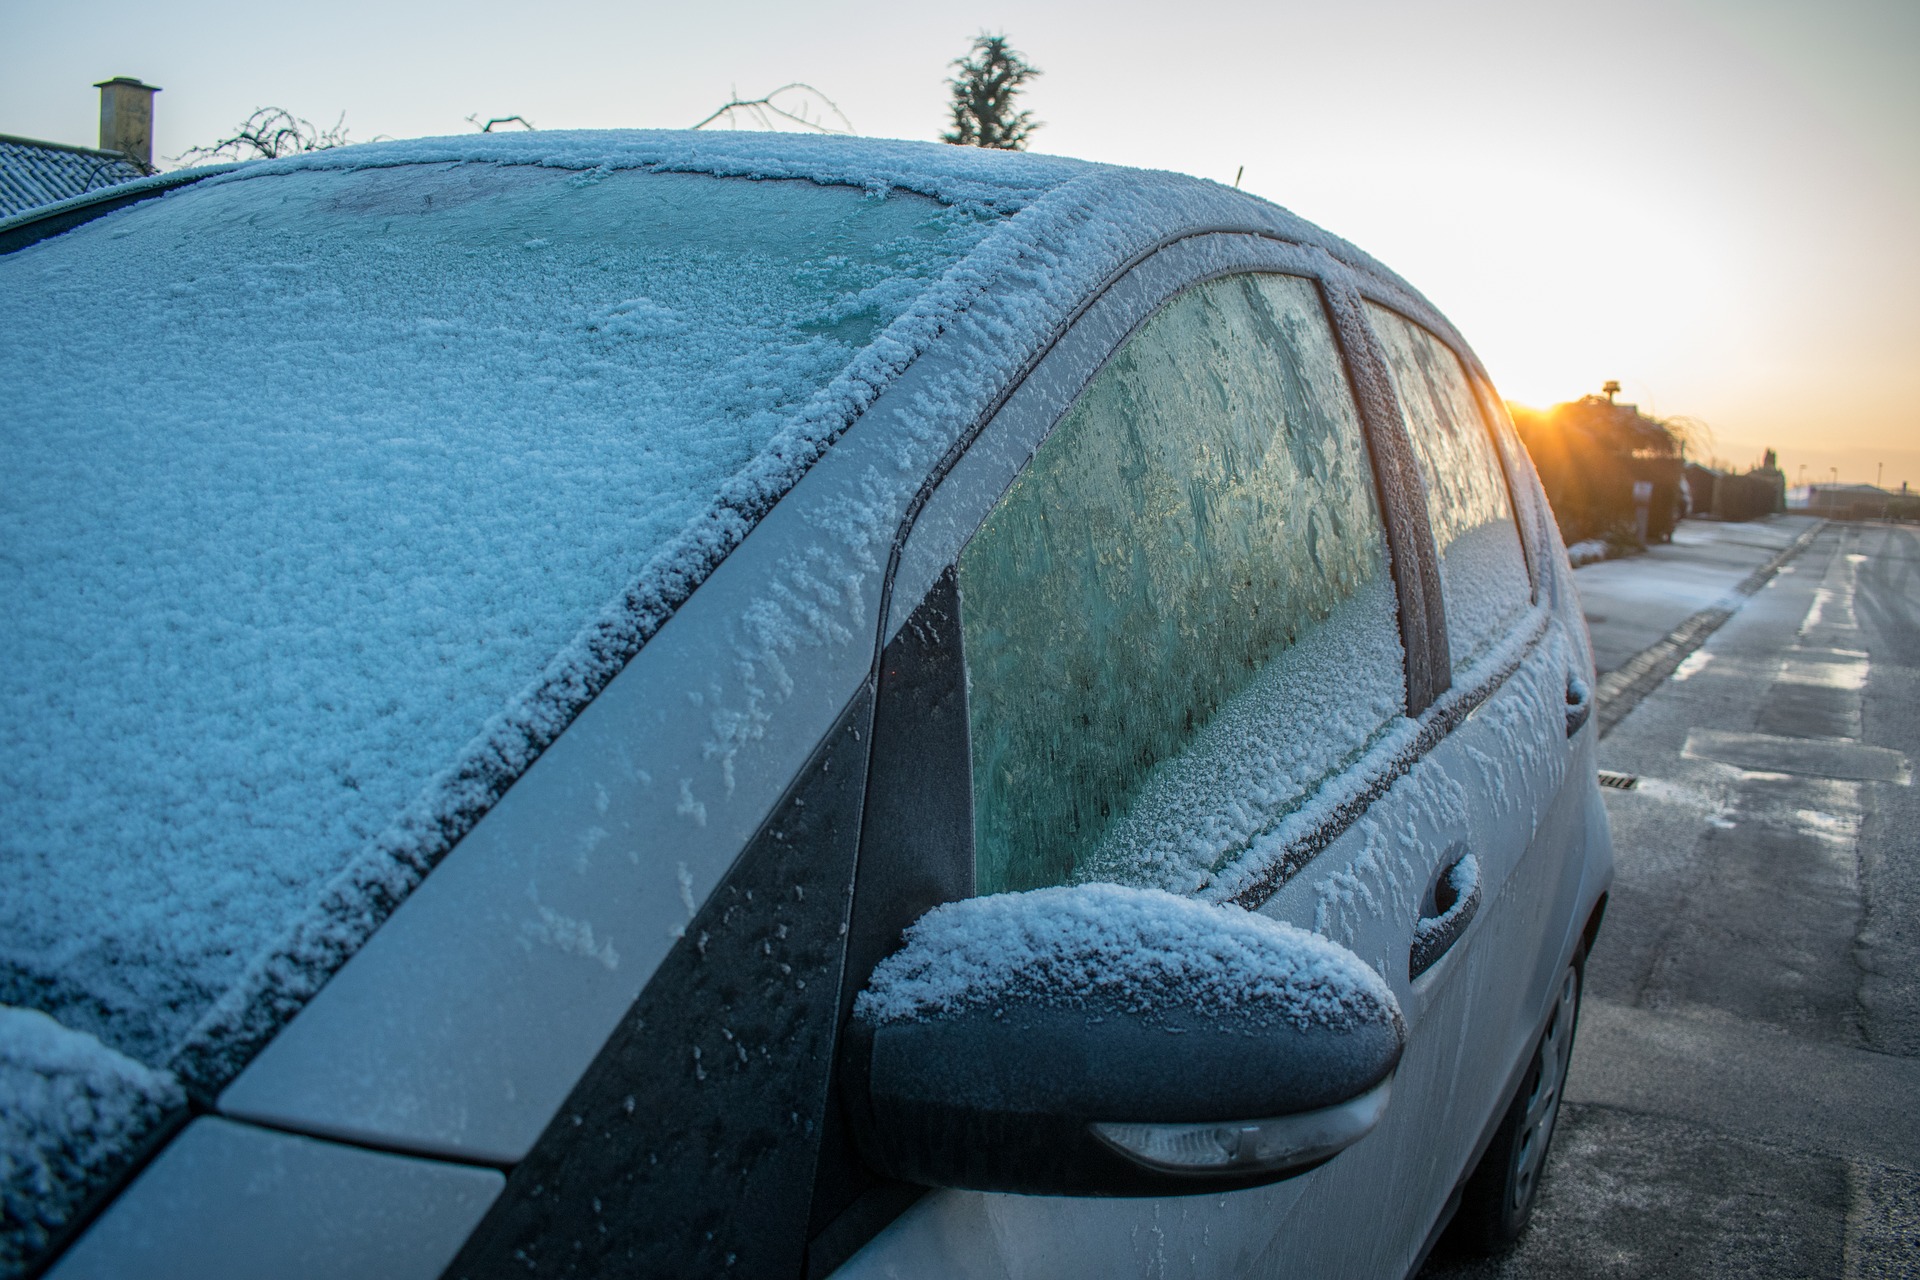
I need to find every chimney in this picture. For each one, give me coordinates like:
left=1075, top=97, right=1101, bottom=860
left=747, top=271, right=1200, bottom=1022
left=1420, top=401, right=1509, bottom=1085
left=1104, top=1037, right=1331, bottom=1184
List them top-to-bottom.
left=95, top=77, right=161, bottom=170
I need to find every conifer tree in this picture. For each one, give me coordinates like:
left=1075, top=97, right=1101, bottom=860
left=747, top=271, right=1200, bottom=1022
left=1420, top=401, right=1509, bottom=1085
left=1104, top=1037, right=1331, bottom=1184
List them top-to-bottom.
left=941, top=35, right=1042, bottom=150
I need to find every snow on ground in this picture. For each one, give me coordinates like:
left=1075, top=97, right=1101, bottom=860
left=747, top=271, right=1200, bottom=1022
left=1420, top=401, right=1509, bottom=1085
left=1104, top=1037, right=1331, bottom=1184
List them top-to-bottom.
left=1573, top=516, right=1820, bottom=673
left=1567, top=538, right=1610, bottom=567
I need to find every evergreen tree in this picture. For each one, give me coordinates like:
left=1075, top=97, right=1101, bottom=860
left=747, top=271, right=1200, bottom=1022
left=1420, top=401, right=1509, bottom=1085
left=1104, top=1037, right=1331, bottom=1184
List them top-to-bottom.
left=942, top=35, right=1042, bottom=150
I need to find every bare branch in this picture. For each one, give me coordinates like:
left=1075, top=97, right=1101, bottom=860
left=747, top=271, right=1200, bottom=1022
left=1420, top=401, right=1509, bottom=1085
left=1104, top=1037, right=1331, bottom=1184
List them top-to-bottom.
left=691, top=83, right=854, bottom=134
left=173, top=108, right=353, bottom=165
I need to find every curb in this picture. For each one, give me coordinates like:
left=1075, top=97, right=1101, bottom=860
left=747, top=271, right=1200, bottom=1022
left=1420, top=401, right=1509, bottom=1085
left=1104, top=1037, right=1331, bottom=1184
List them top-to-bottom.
left=1593, top=521, right=1826, bottom=738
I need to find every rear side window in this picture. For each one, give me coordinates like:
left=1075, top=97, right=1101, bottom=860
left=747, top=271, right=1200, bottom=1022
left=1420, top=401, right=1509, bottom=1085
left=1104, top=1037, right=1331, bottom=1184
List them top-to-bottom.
left=957, top=274, right=1406, bottom=897
left=1367, top=305, right=1531, bottom=670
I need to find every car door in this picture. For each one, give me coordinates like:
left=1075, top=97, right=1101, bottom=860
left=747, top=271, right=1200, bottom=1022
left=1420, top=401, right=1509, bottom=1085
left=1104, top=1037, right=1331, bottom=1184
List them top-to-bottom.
left=813, top=235, right=1568, bottom=1277
left=1354, top=301, right=1603, bottom=1226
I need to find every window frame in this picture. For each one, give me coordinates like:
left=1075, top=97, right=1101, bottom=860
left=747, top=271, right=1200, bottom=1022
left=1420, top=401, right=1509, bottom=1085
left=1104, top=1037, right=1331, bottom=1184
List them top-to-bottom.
left=883, top=233, right=1445, bottom=714
left=949, top=270, right=1413, bottom=898
left=1346, top=294, right=1544, bottom=609
left=1357, top=298, right=1539, bottom=673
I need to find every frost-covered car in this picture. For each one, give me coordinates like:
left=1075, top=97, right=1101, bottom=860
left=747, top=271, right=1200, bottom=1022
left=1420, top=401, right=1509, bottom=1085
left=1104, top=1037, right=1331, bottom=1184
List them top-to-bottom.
left=0, top=132, right=1611, bottom=1280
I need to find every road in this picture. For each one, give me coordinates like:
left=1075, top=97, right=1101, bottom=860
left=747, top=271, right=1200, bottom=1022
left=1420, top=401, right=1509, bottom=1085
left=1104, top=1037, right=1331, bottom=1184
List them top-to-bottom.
left=1425, top=519, right=1920, bottom=1278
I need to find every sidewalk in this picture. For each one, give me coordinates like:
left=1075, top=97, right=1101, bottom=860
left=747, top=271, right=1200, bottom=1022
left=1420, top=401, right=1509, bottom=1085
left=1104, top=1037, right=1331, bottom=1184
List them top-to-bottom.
left=1572, top=515, right=1823, bottom=675
left=1572, top=516, right=1823, bottom=736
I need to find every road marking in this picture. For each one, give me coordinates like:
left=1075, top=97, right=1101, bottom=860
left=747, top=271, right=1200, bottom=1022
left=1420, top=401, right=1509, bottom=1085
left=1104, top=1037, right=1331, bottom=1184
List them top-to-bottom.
left=1592, top=521, right=1824, bottom=737
left=1803, top=543, right=1864, bottom=635
left=1673, top=651, right=1713, bottom=680
left=1778, top=654, right=1870, bottom=690
left=1682, top=729, right=1911, bottom=785
left=1794, top=807, right=1863, bottom=844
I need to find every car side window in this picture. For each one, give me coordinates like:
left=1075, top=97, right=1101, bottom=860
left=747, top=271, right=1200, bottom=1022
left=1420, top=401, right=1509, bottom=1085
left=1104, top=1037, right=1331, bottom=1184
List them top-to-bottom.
left=956, top=273, right=1406, bottom=897
left=1366, top=304, right=1532, bottom=671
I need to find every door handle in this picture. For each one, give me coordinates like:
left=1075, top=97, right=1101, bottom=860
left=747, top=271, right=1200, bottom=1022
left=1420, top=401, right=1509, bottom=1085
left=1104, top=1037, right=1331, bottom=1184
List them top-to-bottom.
left=1564, top=673, right=1592, bottom=739
left=1410, top=852, right=1480, bottom=980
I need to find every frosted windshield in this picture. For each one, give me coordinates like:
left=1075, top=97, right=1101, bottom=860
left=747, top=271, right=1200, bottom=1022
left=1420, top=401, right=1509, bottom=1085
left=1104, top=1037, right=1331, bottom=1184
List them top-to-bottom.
left=0, top=162, right=994, bottom=1069
left=959, top=274, right=1406, bottom=897
left=1368, top=305, right=1532, bottom=669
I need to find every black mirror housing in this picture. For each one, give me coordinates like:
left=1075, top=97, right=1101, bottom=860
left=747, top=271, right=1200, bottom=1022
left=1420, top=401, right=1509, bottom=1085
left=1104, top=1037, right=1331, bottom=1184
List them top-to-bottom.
left=841, top=885, right=1405, bottom=1197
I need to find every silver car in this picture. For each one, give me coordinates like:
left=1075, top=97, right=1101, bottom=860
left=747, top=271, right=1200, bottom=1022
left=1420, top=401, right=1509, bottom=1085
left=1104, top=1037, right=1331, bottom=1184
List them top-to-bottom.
left=0, top=130, right=1611, bottom=1279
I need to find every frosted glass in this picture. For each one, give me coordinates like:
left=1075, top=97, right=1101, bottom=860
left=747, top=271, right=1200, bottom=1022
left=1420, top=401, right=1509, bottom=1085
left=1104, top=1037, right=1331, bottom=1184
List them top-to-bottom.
left=960, top=275, right=1404, bottom=896
left=1367, top=306, right=1531, bottom=669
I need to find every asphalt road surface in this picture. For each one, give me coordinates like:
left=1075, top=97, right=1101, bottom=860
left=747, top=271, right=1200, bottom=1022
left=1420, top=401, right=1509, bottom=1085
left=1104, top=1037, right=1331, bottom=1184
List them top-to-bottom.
left=1425, top=520, right=1920, bottom=1278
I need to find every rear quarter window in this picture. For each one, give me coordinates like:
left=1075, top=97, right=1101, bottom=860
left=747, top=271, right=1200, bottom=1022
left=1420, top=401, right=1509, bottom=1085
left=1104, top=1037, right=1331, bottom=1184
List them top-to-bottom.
left=1367, top=304, right=1532, bottom=670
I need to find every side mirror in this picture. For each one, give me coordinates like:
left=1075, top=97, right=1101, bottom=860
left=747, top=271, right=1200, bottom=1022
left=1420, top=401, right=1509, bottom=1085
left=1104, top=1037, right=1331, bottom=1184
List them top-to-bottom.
left=841, top=884, right=1404, bottom=1196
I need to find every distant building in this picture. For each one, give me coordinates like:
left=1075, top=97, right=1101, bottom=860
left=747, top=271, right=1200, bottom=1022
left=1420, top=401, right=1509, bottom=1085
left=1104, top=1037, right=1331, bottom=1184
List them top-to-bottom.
left=0, top=78, right=159, bottom=220
left=1681, top=450, right=1785, bottom=522
left=1793, top=483, right=1919, bottom=522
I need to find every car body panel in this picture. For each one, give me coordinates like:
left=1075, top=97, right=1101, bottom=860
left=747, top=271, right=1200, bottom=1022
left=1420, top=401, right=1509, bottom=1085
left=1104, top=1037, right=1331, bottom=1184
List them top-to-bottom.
left=43, top=1118, right=500, bottom=1280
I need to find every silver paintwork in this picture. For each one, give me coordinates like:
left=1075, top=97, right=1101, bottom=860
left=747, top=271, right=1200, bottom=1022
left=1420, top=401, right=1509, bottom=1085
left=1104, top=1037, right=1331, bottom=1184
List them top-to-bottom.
left=45, top=1118, right=500, bottom=1280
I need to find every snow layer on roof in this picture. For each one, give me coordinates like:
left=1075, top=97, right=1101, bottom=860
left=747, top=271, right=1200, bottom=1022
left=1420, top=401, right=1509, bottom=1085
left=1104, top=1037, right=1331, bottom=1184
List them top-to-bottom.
left=189, top=129, right=1423, bottom=299
left=200, top=129, right=1099, bottom=216
left=0, top=137, right=146, bottom=221
left=0, top=154, right=1005, bottom=1072
left=856, top=884, right=1399, bottom=1032
left=0, top=1007, right=184, bottom=1278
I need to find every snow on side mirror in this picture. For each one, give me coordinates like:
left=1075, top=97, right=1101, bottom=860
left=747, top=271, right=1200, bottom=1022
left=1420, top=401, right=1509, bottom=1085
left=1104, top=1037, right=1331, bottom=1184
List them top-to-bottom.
left=841, top=884, right=1404, bottom=1197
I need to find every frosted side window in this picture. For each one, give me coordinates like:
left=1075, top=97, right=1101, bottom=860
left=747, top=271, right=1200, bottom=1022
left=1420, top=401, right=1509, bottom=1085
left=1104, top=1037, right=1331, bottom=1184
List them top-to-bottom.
left=958, top=274, right=1406, bottom=897
left=1367, top=305, right=1531, bottom=670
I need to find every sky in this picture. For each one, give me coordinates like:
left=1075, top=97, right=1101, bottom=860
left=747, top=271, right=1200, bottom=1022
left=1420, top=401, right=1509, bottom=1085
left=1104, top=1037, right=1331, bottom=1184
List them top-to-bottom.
left=6, top=0, right=1915, bottom=487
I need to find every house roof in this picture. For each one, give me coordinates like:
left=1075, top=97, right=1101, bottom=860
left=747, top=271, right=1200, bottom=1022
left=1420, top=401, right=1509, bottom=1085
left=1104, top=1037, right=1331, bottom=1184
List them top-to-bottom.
left=0, top=133, right=146, bottom=219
